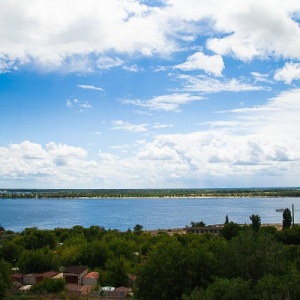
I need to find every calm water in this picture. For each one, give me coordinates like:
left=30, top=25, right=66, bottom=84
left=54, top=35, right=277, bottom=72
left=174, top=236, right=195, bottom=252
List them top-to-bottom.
left=0, top=197, right=299, bottom=232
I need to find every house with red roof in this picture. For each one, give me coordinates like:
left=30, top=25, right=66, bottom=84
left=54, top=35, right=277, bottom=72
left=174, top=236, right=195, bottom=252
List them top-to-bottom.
left=82, top=271, right=99, bottom=286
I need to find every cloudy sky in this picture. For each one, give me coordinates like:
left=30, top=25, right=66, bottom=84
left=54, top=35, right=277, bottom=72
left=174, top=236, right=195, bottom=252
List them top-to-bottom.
left=1, top=0, right=300, bottom=189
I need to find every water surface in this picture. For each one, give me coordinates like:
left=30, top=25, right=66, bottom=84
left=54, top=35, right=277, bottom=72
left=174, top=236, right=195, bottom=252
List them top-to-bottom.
left=0, top=197, right=299, bottom=232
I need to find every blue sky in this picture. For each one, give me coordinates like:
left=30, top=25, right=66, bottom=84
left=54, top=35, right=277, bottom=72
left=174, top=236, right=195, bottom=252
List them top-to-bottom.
left=1, top=0, right=300, bottom=188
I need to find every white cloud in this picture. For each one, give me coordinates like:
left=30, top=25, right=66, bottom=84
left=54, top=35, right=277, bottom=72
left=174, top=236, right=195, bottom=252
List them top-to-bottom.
left=1, top=0, right=300, bottom=72
left=205, top=0, right=300, bottom=61
left=174, top=52, right=224, bottom=76
left=97, top=56, right=124, bottom=70
left=0, top=57, right=17, bottom=73
left=274, top=62, right=300, bottom=84
left=122, top=64, right=143, bottom=72
left=251, top=72, right=273, bottom=83
left=177, top=74, right=265, bottom=93
left=78, top=84, right=104, bottom=91
left=2, top=87, right=300, bottom=189
left=122, top=93, right=204, bottom=111
left=66, top=99, right=92, bottom=111
left=111, top=120, right=148, bottom=132
left=153, top=123, right=174, bottom=129
left=46, top=142, right=87, bottom=158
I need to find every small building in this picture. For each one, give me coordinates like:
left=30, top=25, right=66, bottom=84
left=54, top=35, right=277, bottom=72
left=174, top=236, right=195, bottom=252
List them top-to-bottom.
left=186, top=225, right=223, bottom=235
left=63, top=266, right=88, bottom=284
left=42, top=271, right=60, bottom=279
left=82, top=271, right=99, bottom=286
left=11, top=273, right=24, bottom=283
left=23, top=273, right=43, bottom=285
left=66, top=284, right=92, bottom=295
left=80, top=285, right=92, bottom=294
left=103, top=286, right=131, bottom=299
left=114, top=286, right=131, bottom=298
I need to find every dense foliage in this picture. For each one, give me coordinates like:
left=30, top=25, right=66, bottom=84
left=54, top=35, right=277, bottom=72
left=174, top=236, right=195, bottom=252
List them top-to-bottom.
left=2, top=219, right=300, bottom=299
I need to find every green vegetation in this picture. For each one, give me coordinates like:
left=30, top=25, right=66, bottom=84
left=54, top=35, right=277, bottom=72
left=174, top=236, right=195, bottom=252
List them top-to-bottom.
left=1, top=187, right=300, bottom=198
left=283, top=208, right=293, bottom=229
left=2, top=219, right=300, bottom=299
left=31, top=278, right=65, bottom=294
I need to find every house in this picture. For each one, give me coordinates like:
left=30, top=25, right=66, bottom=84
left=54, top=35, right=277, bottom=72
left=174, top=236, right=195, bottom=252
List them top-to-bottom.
left=63, top=266, right=88, bottom=284
left=82, top=271, right=99, bottom=286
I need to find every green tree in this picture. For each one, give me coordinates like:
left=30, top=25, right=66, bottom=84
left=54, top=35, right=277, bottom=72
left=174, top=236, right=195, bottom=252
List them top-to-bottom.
left=283, top=208, right=292, bottom=229
left=250, top=214, right=261, bottom=232
left=224, top=215, right=229, bottom=224
left=190, top=221, right=206, bottom=227
left=220, top=222, right=242, bottom=240
left=133, top=224, right=143, bottom=234
left=277, top=225, right=300, bottom=245
left=19, top=227, right=56, bottom=250
left=218, top=230, right=286, bottom=281
left=135, top=236, right=215, bottom=300
left=135, top=238, right=186, bottom=300
left=79, top=240, right=109, bottom=269
left=0, top=241, right=22, bottom=265
left=17, top=248, right=58, bottom=273
left=102, top=256, right=130, bottom=287
left=0, top=259, right=11, bottom=300
left=254, top=274, right=290, bottom=299
left=183, top=277, right=253, bottom=300
left=31, top=278, right=65, bottom=294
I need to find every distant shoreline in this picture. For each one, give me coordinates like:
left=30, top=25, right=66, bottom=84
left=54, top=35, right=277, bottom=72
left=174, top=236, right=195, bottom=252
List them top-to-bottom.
left=1, top=187, right=300, bottom=199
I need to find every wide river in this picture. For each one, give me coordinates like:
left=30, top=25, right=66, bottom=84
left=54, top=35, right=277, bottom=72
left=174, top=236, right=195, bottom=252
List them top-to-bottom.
left=0, top=197, right=299, bottom=232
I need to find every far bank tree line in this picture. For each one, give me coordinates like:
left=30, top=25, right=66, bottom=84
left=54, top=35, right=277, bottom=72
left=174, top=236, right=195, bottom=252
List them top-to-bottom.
left=1, top=188, right=300, bottom=198
left=0, top=209, right=300, bottom=299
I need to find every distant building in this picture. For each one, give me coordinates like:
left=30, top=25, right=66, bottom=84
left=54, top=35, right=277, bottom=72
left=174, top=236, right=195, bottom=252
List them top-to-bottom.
left=186, top=225, right=222, bottom=235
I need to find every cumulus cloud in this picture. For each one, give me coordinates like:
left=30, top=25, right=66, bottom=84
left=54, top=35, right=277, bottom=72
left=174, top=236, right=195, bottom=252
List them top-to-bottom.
left=1, top=0, right=300, bottom=72
left=205, top=0, right=300, bottom=61
left=174, top=52, right=224, bottom=76
left=274, top=62, right=300, bottom=84
left=2, top=87, right=300, bottom=190
left=122, top=93, right=204, bottom=111
left=0, top=141, right=94, bottom=186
